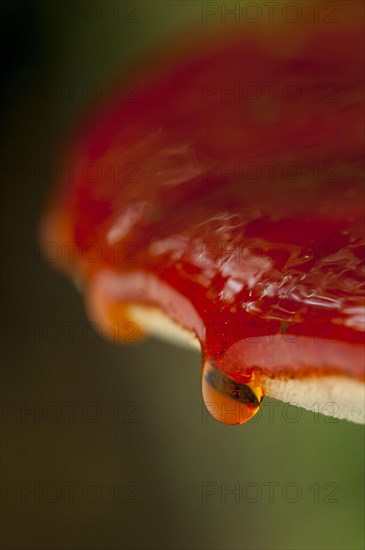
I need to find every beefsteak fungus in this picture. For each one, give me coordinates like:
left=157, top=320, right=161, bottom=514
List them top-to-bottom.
left=43, top=7, right=364, bottom=424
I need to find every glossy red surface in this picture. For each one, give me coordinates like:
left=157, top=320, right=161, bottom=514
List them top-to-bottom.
left=43, top=10, right=365, bottom=416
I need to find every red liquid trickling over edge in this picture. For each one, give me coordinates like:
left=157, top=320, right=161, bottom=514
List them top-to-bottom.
left=42, top=9, right=365, bottom=423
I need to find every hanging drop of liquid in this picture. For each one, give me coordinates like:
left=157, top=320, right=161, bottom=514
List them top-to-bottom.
left=202, top=360, right=264, bottom=425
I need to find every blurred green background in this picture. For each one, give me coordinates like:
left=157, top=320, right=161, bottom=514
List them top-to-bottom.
left=1, top=1, right=364, bottom=549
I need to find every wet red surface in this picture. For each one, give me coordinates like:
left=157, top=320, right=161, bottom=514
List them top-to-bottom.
left=43, top=8, right=365, bottom=425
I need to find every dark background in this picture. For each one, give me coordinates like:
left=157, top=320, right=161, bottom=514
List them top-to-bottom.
left=1, top=1, right=364, bottom=549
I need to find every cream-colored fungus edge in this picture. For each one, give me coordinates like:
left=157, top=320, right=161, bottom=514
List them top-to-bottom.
left=127, top=304, right=365, bottom=424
